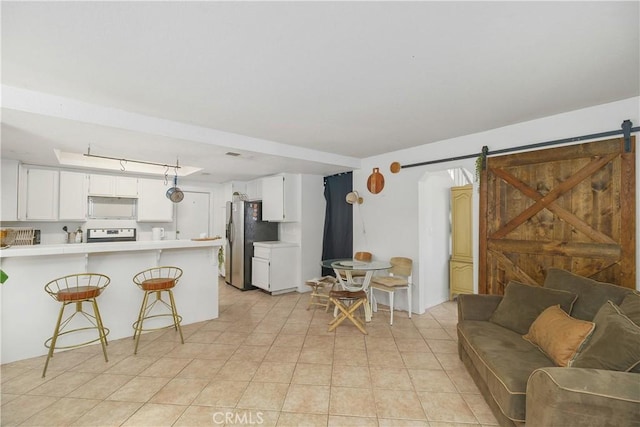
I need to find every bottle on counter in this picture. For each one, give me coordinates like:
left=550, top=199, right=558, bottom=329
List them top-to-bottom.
left=75, top=227, right=83, bottom=243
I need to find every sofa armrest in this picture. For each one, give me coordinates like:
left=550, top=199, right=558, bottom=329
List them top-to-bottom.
left=457, top=294, right=503, bottom=321
left=526, top=367, right=640, bottom=427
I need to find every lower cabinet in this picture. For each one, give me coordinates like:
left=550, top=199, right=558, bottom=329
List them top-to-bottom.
left=251, top=242, right=298, bottom=294
left=450, top=260, right=473, bottom=300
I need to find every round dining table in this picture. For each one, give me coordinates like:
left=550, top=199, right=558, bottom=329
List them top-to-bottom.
left=321, top=258, right=391, bottom=322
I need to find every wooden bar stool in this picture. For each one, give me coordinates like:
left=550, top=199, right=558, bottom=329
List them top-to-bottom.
left=132, top=266, right=183, bottom=354
left=42, top=273, right=110, bottom=377
left=304, top=276, right=336, bottom=311
left=328, top=289, right=368, bottom=334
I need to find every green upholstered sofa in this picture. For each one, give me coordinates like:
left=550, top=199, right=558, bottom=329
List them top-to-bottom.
left=457, top=268, right=640, bottom=427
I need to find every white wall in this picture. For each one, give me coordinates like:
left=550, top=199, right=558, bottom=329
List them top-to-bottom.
left=355, top=96, right=640, bottom=312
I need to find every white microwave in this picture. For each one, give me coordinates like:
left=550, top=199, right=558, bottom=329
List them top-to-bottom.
left=88, top=196, right=137, bottom=219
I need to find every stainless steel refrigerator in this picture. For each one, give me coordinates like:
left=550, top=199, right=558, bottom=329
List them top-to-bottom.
left=225, top=200, right=278, bottom=290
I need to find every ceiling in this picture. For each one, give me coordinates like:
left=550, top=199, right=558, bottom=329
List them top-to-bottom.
left=2, top=1, right=639, bottom=183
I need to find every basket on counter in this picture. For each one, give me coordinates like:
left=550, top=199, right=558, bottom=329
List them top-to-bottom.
left=0, top=228, right=35, bottom=248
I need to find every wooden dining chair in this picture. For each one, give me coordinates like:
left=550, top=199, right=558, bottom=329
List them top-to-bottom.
left=369, top=257, right=412, bottom=325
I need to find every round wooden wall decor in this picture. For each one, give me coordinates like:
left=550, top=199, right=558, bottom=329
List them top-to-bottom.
left=390, top=162, right=401, bottom=173
left=367, top=167, right=385, bottom=194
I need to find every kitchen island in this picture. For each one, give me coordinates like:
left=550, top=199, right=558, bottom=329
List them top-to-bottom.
left=0, top=239, right=224, bottom=363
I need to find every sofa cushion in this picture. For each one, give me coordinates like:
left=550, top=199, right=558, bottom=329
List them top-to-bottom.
left=543, top=268, right=632, bottom=321
left=489, top=281, right=577, bottom=335
left=620, top=292, right=640, bottom=326
left=571, top=301, right=640, bottom=372
left=523, top=305, right=595, bottom=367
left=458, top=320, right=553, bottom=422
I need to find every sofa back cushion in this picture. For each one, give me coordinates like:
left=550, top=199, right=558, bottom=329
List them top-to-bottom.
left=544, top=268, right=633, bottom=321
left=489, top=281, right=577, bottom=335
left=620, top=292, right=640, bottom=325
left=571, top=301, right=640, bottom=372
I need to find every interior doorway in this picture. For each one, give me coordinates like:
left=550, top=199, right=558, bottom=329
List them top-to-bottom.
left=418, top=165, right=475, bottom=312
left=176, top=191, right=211, bottom=240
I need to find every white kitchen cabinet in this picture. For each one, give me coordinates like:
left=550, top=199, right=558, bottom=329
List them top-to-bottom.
left=1, top=159, right=19, bottom=221
left=19, top=167, right=59, bottom=220
left=59, top=171, right=88, bottom=220
left=88, top=174, right=138, bottom=197
left=261, top=174, right=300, bottom=222
left=137, top=178, right=174, bottom=222
left=245, top=179, right=262, bottom=201
left=251, top=242, right=299, bottom=294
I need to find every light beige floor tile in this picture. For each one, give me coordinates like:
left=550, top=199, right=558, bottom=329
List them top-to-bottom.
left=280, top=322, right=310, bottom=335
left=390, top=327, right=423, bottom=340
left=419, top=328, right=452, bottom=340
left=186, top=329, right=223, bottom=344
left=215, top=331, right=251, bottom=345
left=245, top=332, right=278, bottom=346
left=273, top=334, right=306, bottom=348
left=335, top=334, right=366, bottom=351
left=303, top=335, right=335, bottom=350
left=366, top=337, right=399, bottom=352
left=395, top=338, right=431, bottom=352
left=426, top=339, right=458, bottom=354
left=165, top=342, right=214, bottom=358
left=199, top=343, right=240, bottom=361
left=230, top=345, right=271, bottom=362
left=264, top=346, right=301, bottom=363
left=298, top=347, right=334, bottom=364
left=333, top=348, right=368, bottom=366
left=368, top=349, right=404, bottom=367
left=401, top=352, right=443, bottom=370
left=435, top=352, right=466, bottom=372
left=105, top=355, right=158, bottom=375
left=139, top=356, right=192, bottom=377
left=176, top=358, right=225, bottom=379
left=217, top=359, right=260, bottom=381
left=253, top=362, right=296, bottom=383
left=291, top=363, right=332, bottom=386
left=332, top=364, right=371, bottom=388
left=370, top=367, right=413, bottom=390
left=409, top=369, right=457, bottom=392
left=6, top=370, right=62, bottom=395
left=447, top=370, right=481, bottom=394
left=27, top=371, right=97, bottom=397
left=68, top=373, right=134, bottom=399
left=106, top=376, right=170, bottom=402
left=149, top=377, right=209, bottom=405
left=192, top=380, right=249, bottom=407
left=237, top=382, right=289, bottom=411
left=282, top=384, right=330, bottom=414
left=329, top=386, right=376, bottom=417
left=374, top=388, right=427, bottom=420
left=417, top=391, right=477, bottom=423
left=0, top=392, right=20, bottom=405
left=462, top=393, right=499, bottom=425
left=0, top=394, right=58, bottom=426
left=21, top=396, right=100, bottom=426
left=71, top=400, right=143, bottom=426
left=121, top=402, right=186, bottom=426
left=173, top=405, right=233, bottom=427
left=229, top=409, right=280, bottom=426
left=276, top=412, right=328, bottom=426
left=328, top=414, right=378, bottom=426
left=378, top=418, right=430, bottom=426
left=429, top=422, right=481, bottom=427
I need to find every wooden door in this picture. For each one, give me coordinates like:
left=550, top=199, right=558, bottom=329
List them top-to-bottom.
left=479, top=137, right=635, bottom=294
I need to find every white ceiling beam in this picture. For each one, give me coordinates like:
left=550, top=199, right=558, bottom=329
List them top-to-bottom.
left=2, top=85, right=361, bottom=170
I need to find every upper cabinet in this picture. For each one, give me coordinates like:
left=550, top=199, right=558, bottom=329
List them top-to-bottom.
left=1, top=159, right=19, bottom=221
left=19, top=167, right=60, bottom=221
left=59, top=171, right=88, bottom=220
left=262, top=173, right=300, bottom=222
left=88, top=174, right=138, bottom=198
left=137, top=178, right=174, bottom=222
left=245, top=179, right=263, bottom=201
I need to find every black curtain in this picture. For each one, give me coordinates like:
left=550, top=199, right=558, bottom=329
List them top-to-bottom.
left=321, top=172, right=353, bottom=276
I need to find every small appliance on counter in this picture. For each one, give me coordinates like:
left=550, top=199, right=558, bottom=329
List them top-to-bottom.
left=86, top=228, right=137, bottom=243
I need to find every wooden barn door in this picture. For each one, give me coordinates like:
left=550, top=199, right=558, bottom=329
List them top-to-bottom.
left=479, top=137, right=636, bottom=294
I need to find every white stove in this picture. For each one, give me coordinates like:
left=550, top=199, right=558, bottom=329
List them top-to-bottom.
left=86, top=228, right=137, bottom=243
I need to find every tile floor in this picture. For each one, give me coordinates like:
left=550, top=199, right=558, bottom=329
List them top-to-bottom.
left=1, top=279, right=498, bottom=426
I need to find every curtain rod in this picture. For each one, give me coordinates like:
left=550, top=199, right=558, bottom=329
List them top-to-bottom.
left=401, top=120, right=638, bottom=170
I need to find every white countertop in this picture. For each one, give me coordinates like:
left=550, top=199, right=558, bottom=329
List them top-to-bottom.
left=0, top=238, right=224, bottom=258
left=253, top=241, right=299, bottom=248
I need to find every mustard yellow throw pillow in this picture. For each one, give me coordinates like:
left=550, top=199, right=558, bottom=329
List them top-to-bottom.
left=523, top=305, right=595, bottom=367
